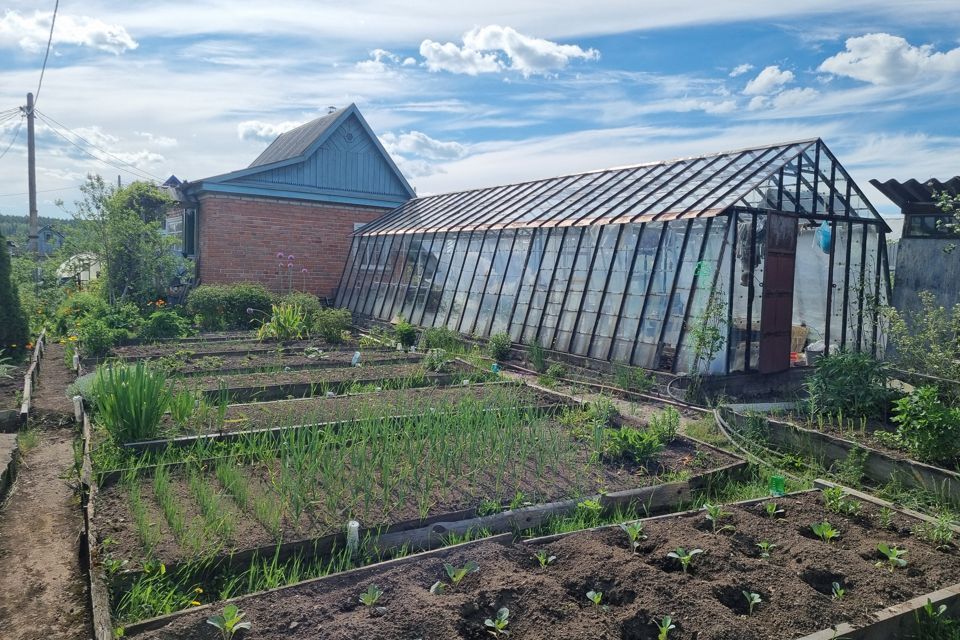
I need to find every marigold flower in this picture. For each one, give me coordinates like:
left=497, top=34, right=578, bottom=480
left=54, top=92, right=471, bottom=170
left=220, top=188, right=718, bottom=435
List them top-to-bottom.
left=195, top=587, right=203, bottom=593
left=191, top=600, right=201, bottom=606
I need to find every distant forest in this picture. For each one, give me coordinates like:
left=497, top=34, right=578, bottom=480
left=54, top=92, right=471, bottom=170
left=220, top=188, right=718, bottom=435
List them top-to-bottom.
left=0, top=214, right=77, bottom=243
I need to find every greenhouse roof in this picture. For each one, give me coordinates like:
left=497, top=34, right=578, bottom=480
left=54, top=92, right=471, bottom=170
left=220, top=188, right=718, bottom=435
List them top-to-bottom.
left=358, top=138, right=888, bottom=236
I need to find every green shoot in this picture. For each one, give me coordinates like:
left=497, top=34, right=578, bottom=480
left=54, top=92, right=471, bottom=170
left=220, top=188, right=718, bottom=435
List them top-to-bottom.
left=765, top=502, right=784, bottom=519
left=703, top=503, right=733, bottom=534
left=879, top=507, right=894, bottom=529
left=811, top=521, right=840, bottom=543
left=619, top=522, right=647, bottom=554
left=756, top=541, right=776, bottom=558
left=876, top=543, right=908, bottom=571
left=666, top=547, right=703, bottom=574
left=534, top=550, right=556, bottom=568
left=444, top=561, right=479, bottom=586
left=831, top=582, right=846, bottom=600
left=358, top=584, right=383, bottom=607
left=586, top=590, right=603, bottom=606
left=743, top=591, right=762, bottom=615
left=206, top=604, right=251, bottom=640
left=484, top=607, right=510, bottom=636
left=652, top=615, right=675, bottom=640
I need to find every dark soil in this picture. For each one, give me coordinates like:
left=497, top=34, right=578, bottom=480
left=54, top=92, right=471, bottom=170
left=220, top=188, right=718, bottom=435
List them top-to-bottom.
left=112, top=338, right=361, bottom=359
left=160, top=348, right=421, bottom=376
left=0, top=362, right=25, bottom=411
left=158, top=382, right=552, bottom=436
left=95, top=428, right=735, bottom=568
left=129, top=491, right=960, bottom=640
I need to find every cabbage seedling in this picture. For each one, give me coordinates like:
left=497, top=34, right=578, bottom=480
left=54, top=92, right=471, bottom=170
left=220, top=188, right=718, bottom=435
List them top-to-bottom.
left=765, top=502, right=784, bottom=519
left=703, top=503, right=733, bottom=534
left=811, top=521, right=840, bottom=543
left=619, top=522, right=647, bottom=554
left=756, top=541, right=776, bottom=558
left=876, top=543, right=907, bottom=571
left=667, top=547, right=703, bottom=574
left=534, top=550, right=557, bottom=568
left=444, top=561, right=479, bottom=586
left=831, top=582, right=845, bottom=600
left=359, top=584, right=383, bottom=607
left=586, top=590, right=603, bottom=606
left=742, top=591, right=761, bottom=615
left=207, top=604, right=251, bottom=640
left=484, top=607, right=510, bottom=636
left=651, top=615, right=675, bottom=640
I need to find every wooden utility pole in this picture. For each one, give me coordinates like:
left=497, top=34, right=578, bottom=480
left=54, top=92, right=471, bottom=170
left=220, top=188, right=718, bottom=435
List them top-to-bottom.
left=25, top=92, right=38, bottom=255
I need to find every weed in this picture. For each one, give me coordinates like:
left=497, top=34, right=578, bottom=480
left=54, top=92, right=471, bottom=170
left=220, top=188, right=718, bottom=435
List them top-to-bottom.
left=488, top=333, right=512, bottom=361
left=530, top=340, right=547, bottom=373
left=823, top=487, right=862, bottom=517
left=575, top=499, right=603, bottom=526
left=879, top=507, right=894, bottom=529
left=914, top=513, right=955, bottom=550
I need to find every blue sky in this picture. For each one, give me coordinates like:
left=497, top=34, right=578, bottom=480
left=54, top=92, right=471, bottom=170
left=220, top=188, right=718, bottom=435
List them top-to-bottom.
left=0, top=1, right=958, bottom=223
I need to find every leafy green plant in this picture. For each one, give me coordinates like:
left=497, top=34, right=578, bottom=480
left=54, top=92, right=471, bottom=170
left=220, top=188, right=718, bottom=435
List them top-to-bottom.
left=187, top=282, right=272, bottom=330
left=885, top=291, right=960, bottom=384
left=256, top=303, right=307, bottom=341
left=313, top=307, right=352, bottom=344
left=138, top=310, right=191, bottom=341
left=394, top=315, right=417, bottom=347
left=77, top=318, right=123, bottom=358
left=422, top=327, right=462, bottom=351
left=488, top=332, right=512, bottom=361
left=530, top=340, right=547, bottom=373
left=422, top=348, right=450, bottom=373
left=0, top=350, right=15, bottom=379
left=805, top=351, right=892, bottom=419
left=92, top=362, right=171, bottom=443
left=613, top=364, right=655, bottom=394
left=891, top=386, right=960, bottom=465
left=648, top=407, right=681, bottom=442
left=604, top=425, right=664, bottom=462
left=823, top=486, right=862, bottom=517
left=575, top=499, right=603, bottom=526
left=765, top=502, right=784, bottom=519
left=703, top=503, right=733, bottom=534
left=879, top=507, right=894, bottom=529
left=913, top=513, right=955, bottom=550
left=811, top=521, right=840, bottom=543
left=619, top=522, right=647, bottom=554
left=756, top=541, right=776, bottom=558
left=876, top=543, right=907, bottom=571
left=667, top=547, right=703, bottom=574
left=534, top=550, right=556, bottom=568
left=444, top=561, right=479, bottom=586
left=831, top=582, right=846, bottom=601
left=358, top=584, right=383, bottom=607
left=586, top=590, right=603, bottom=606
left=742, top=590, right=762, bottom=615
left=912, top=598, right=959, bottom=638
left=206, top=604, right=251, bottom=639
left=484, top=607, right=510, bottom=636
left=652, top=615, right=675, bottom=640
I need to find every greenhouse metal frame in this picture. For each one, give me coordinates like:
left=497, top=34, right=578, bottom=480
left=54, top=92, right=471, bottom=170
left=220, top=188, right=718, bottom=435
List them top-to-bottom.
left=336, top=138, right=891, bottom=375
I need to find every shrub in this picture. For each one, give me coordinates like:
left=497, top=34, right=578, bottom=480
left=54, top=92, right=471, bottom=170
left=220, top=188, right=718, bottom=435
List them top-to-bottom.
left=0, top=232, right=29, bottom=357
left=187, top=282, right=273, bottom=330
left=55, top=291, right=109, bottom=336
left=885, top=291, right=960, bottom=384
left=280, top=292, right=322, bottom=333
left=103, top=302, right=145, bottom=341
left=256, top=303, right=307, bottom=341
left=315, top=308, right=352, bottom=343
left=139, top=310, right=191, bottom=342
left=394, top=315, right=417, bottom=347
left=77, top=319, right=123, bottom=358
left=422, top=327, right=462, bottom=351
left=488, top=332, right=512, bottom=361
left=530, top=340, right=547, bottom=373
left=805, top=351, right=892, bottom=419
left=92, top=362, right=171, bottom=443
left=613, top=364, right=655, bottom=393
left=892, top=386, right=960, bottom=465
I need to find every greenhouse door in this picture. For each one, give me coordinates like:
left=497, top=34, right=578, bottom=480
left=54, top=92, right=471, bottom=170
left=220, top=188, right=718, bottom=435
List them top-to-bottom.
left=758, top=213, right=798, bottom=374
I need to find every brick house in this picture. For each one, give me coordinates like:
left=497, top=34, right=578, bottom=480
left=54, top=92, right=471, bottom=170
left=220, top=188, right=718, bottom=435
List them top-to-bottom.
left=167, top=104, right=414, bottom=300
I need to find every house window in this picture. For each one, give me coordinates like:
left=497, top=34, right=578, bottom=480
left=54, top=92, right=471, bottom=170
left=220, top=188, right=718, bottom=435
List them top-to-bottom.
left=183, top=209, right=196, bottom=257
left=903, top=214, right=955, bottom=238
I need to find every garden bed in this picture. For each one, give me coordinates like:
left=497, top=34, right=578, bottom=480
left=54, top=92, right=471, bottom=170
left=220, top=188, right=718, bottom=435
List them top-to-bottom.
left=109, top=337, right=366, bottom=360
left=150, top=348, right=422, bottom=377
left=120, top=485, right=960, bottom=639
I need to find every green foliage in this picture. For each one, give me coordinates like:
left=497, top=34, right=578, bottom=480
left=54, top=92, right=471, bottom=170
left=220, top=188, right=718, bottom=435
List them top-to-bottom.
left=0, top=230, right=29, bottom=356
left=186, top=282, right=273, bottom=330
left=688, top=286, right=727, bottom=374
left=54, top=291, right=108, bottom=335
left=279, top=291, right=322, bottom=332
left=885, top=291, right=960, bottom=385
left=256, top=303, right=307, bottom=341
left=313, top=307, right=352, bottom=343
left=138, top=310, right=191, bottom=342
left=394, top=315, right=417, bottom=347
left=77, top=319, right=124, bottom=357
left=422, top=327, right=462, bottom=351
left=488, top=332, right=512, bottom=361
left=530, top=340, right=547, bottom=373
left=0, top=350, right=15, bottom=379
left=805, top=351, right=892, bottom=419
left=92, top=362, right=171, bottom=443
left=538, top=362, right=567, bottom=387
left=613, top=364, right=655, bottom=393
left=891, top=386, right=960, bottom=465
left=604, top=425, right=665, bottom=462
left=822, top=486, right=862, bottom=517
left=574, top=499, right=603, bottom=526
left=703, top=503, right=733, bottom=534
left=913, top=513, right=955, bottom=550
left=619, top=521, right=647, bottom=554
left=811, top=521, right=840, bottom=543
left=756, top=541, right=776, bottom=558
left=876, top=542, right=908, bottom=571
left=666, top=547, right=703, bottom=573
left=534, top=550, right=556, bottom=568
left=443, top=561, right=479, bottom=586
left=358, top=584, right=383, bottom=607
left=586, top=590, right=603, bottom=606
left=742, top=590, right=761, bottom=615
left=912, top=598, right=960, bottom=639
left=206, top=604, right=251, bottom=640
left=484, top=607, right=510, bottom=636
left=652, top=615, right=675, bottom=640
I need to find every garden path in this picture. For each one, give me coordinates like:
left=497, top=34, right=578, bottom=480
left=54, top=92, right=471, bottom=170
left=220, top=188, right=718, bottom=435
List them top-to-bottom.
left=0, top=342, right=90, bottom=639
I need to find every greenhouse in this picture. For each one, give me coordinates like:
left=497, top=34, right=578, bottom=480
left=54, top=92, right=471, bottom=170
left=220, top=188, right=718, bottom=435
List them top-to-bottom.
left=336, top=138, right=891, bottom=374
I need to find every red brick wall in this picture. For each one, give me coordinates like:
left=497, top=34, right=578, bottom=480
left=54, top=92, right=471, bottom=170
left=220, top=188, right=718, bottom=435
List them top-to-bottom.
left=196, top=194, right=389, bottom=300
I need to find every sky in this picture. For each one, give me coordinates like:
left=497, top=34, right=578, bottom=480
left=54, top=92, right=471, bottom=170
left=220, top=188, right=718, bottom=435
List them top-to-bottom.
left=0, top=1, right=958, bottom=223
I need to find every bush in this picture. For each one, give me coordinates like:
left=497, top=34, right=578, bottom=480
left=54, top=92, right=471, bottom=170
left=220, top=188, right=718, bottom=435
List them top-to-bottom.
left=0, top=232, right=29, bottom=356
left=186, top=282, right=272, bottom=330
left=55, top=291, right=109, bottom=336
left=280, top=292, right=322, bottom=333
left=103, top=301, right=144, bottom=340
left=315, top=307, right=352, bottom=343
left=139, top=310, right=191, bottom=342
left=394, top=315, right=417, bottom=347
left=77, top=319, right=123, bottom=358
left=422, top=327, right=462, bottom=351
left=488, top=332, right=512, bottom=361
left=530, top=340, right=547, bottom=373
left=805, top=351, right=892, bottom=419
left=92, top=362, right=171, bottom=443
left=613, top=364, right=655, bottom=394
left=892, top=386, right=960, bottom=465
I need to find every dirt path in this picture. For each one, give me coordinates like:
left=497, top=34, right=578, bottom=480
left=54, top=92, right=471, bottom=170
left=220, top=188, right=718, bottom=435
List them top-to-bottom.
left=0, top=343, right=90, bottom=640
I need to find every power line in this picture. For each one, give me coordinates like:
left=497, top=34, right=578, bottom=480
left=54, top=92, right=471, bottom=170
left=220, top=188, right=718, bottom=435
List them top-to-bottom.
left=34, top=0, right=60, bottom=107
left=36, top=110, right=162, bottom=182
left=0, top=117, right=23, bottom=161
left=0, top=184, right=83, bottom=198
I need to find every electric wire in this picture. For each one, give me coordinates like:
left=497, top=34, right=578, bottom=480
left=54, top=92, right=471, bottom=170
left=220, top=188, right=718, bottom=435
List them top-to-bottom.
left=34, top=0, right=60, bottom=107
left=0, top=117, right=24, bottom=162
left=0, top=184, right=83, bottom=198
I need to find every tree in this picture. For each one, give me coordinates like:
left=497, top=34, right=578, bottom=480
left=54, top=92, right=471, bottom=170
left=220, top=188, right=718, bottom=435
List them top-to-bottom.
left=0, top=230, right=30, bottom=356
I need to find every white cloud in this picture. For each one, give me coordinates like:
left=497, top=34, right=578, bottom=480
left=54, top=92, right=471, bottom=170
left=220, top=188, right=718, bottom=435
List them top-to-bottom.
left=0, top=9, right=137, bottom=55
left=420, top=25, right=598, bottom=77
left=819, top=33, right=960, bottom=85
left=355, top=48, right=400, bottom=73
left=402, top=57, right=416, bottom=66
left=729, top=63, right=754, bottom=77
left=743, top=65, right=794, bottom=95
left=771, top=87, right=820, bottom=109
left=747, top=96, right=768, bottom=111
left=236, top=119, right=304, bottom=142
left=380, top=131, right=467, bottom=161
left=136, top=132, right=179, bottom=148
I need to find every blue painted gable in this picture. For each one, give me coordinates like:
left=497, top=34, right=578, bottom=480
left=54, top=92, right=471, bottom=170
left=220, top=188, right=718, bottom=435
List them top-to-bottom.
left=190, top=105, right=414, bottom=209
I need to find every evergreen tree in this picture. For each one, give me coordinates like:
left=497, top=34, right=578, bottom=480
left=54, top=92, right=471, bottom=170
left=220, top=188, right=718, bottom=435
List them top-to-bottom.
left=0, top=230, right=29, bottom=356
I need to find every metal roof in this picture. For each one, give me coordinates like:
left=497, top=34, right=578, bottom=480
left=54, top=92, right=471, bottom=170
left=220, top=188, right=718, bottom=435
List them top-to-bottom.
left=248, top=107, right=347, bottom=168
left=358, top=138, right=887, bottom=236
left=870, top=176, right=960, bottom=210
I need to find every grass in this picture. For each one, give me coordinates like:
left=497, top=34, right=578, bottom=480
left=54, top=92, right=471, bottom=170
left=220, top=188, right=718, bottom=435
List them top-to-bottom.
left=16, top=427, right=40, bottom=454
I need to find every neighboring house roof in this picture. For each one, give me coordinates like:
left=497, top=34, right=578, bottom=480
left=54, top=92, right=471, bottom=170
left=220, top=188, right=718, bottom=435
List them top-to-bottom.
left=183, top=104, right=414, bottom=209
left=359, top=138, right=889, bottom=237
left=162, top=175, right=183, bottom=188
left=869, top=176, right=960, bottom=210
